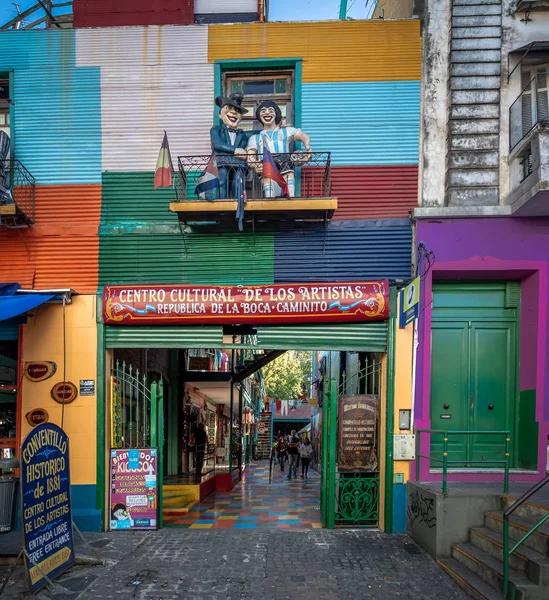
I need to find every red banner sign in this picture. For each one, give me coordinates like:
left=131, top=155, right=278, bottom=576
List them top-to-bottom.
left=102, top=282, right=389, bottom=326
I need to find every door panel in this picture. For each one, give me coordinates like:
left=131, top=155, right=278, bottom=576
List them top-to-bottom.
left=430, top=322, right=469, bottom=463
left=470, top=322, right=515, bottom=465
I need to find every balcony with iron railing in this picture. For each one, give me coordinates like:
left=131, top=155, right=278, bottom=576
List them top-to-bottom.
left=508, top=71, right=549, bottom=215
left=169, top=152, right=337, bottom=227
left=0, top=159, right=36, bottom=227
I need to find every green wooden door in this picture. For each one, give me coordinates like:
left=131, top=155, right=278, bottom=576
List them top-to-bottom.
left=430, top=283, right=518, bottom=467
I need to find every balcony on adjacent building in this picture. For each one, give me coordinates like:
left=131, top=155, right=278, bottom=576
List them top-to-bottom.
left=508, top=69, right=549, bottom=216
left=169, top=152, right=337, bottom=227
left=0, top=159, right=36, bottom=227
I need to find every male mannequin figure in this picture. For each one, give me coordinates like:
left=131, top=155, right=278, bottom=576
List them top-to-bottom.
left=209, top=93, right=249, bottom=199
left=247, top=101, right=311, bottom=198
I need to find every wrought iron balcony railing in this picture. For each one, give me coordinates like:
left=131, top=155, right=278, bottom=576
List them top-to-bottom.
left=510, top=71, right=549, bottom=150
left=175, top=152, right=332, bottom=202
left=0, top=159, right=36, bottom=226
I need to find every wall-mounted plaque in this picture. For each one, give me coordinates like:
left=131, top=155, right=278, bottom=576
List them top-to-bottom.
left=24, top=362, right=57, bottom=382
left=51, top=381, right=78, bottom=404
left=338, top=394, right=378, bottom=472
left=25, top=408, right=49, bottom=427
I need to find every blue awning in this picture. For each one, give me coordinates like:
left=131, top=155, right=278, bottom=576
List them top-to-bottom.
left=0, top=283, right=55, bottom=322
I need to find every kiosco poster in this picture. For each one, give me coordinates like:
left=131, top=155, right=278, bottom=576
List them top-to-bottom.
left=20, top=423, right=74, bottom=593
left=109, top=449, right=158, bottom=530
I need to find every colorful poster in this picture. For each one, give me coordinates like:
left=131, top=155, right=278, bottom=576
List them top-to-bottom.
left=102, top=281, right=389, bottom=326
left=110, top=376, right=122, bottom=448
left=338, top=395, right=378, bottom=472
left=20, top=423, right=74, bottom=593
left=109, top=449, right=157, bottom=530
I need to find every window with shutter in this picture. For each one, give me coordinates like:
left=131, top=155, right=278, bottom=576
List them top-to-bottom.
left=536, top=67, right=549, bottom=123
left=521, top=68, right=534, bottom=138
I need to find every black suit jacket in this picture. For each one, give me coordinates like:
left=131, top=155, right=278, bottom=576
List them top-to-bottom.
left=210, top=125, right=249, bottom=166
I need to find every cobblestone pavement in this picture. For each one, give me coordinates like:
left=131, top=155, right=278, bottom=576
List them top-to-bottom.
left=0, top=529, right=469, bottom=600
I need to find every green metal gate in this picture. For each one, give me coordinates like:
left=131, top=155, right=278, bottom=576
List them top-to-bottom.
left=320, top=354, right=382, bottom=528
left=110, top=360, right=165, bottom=526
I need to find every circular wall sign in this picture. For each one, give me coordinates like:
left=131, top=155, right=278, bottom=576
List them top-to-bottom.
left=24, top=361, right=57, bottom=382
left=51, top=381, right=78, bottom=404
left=25, top=408, right=49, bottom=427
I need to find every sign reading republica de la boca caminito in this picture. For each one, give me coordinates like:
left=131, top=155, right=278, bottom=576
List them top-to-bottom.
left=103, top=282, right=389, bottom=326
left=20, top=423, right=74, bottom=593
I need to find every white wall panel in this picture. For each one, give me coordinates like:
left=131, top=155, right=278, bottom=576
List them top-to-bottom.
left=194, top=0, right=257, bottom=14
left=76, top=26, right=213, bottom=172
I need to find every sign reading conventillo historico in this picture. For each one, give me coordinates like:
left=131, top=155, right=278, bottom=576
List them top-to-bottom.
left=102, top=281, right=389, bottom=325
left=338, top=395, right=378, bottom=472
left=20, top=423, right=74, bottom=592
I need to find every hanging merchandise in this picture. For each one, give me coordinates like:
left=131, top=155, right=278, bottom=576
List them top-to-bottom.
left=275, top=398, right=281, bottom=412
left=281, top=400, right=288, bottom=416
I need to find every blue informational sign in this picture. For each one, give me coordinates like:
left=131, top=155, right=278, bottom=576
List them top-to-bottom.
left=20, top=423, right=74, bottom=593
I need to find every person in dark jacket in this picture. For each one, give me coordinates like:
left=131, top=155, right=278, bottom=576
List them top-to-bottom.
left=210, top=93, right=249, bottom=200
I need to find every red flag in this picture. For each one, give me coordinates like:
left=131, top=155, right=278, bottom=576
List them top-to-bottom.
left=154, top=132, right=174, bottom=189
left=262, top=147, right=288, bottom=197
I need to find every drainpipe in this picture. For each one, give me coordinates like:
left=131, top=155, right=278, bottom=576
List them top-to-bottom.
left=339, top=0, right=348, bottom=19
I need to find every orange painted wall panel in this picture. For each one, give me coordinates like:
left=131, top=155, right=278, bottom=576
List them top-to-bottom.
left=0, top=185, right=101, bottom=293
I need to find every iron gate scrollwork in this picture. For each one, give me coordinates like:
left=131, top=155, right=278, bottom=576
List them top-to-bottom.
left=335, top=473, right=379, bottom=525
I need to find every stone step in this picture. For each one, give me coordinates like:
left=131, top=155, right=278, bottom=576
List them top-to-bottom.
left=502, top=496, right=549, bottom=524
left=485, top=511, right=549, bottom=556
left=470, top=526, right=549, bottom=586
left=452, top=543, right=545, bottom=599
left=438, top=558, right=502, bottom=600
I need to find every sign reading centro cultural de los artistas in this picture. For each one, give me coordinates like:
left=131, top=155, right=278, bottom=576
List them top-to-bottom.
left=102, top=281, right=389, bottom=326
left=338, top=395, right=378, bottom=472
left=20, top=423, right=74, bottom=593
left=110, top=449, right=158, bottom=531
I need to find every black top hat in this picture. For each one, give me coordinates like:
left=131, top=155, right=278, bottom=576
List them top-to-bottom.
left=215, top=93, right=248, bottom=114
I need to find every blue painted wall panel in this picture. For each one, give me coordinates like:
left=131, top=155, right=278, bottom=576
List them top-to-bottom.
left=0, top=30, right=101, bottom=184
left=302, top=81, right=420, bottom=166
left=274, top=219, right=412, bottom=282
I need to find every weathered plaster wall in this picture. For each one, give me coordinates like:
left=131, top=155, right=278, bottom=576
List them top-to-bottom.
left=418, top=0, right=450, bottom=208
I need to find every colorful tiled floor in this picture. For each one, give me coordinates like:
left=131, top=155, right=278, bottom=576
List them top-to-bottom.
left=164, top=461, right=322, bottom=529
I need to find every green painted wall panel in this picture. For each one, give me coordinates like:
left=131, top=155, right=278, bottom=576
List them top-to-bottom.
left=101, top=172, right=178, bottom=224
left=99, top=230, right=275, bottom=287
left=257, top=322, right=387, bottom=351
left=105, top=326, right=223, bottom=348
left=517, top=389, right=538, bottom=469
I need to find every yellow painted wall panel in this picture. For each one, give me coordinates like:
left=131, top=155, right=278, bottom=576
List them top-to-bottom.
left=208, top=20, right=421, bottom=82
left=21, top=295, right=97, bottom=486
left=394, top=316, right=414, bottom=482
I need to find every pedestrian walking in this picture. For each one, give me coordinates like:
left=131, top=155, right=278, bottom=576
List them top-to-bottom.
left=286, top=430, right=300, bottom=480
left=276, top=436, right=287, bottom=471
left=299, top=437, right=313, bottom=478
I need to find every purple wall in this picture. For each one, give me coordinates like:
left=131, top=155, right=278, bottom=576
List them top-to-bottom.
left=414, top=217, right=549, bottom=482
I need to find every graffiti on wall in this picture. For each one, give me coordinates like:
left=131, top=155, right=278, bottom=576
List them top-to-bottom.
left=407, top=489, right=436, bottom=529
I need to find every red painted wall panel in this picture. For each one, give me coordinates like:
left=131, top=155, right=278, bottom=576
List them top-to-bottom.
left=74, top=0, right=194, bottom=28
left=302, top=165, right=418, bottom=220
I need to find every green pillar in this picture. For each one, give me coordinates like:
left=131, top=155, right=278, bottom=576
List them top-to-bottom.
left=339, top=0, right=348, bottom=19
left=384, top=287, right=397, bottom=533
left=326, top=353, right=338, bottom=530
left=229, top=380, right=234, bottom=473
left=238, top=386, right=243, bottom=471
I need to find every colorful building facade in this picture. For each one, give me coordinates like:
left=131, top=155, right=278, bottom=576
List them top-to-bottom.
left=0, top=8, right=421, bottom=532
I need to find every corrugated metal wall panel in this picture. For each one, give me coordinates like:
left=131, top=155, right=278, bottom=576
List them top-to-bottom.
left=74, top=0, right=194, bottom=28
left=195, top=0, right=257, bottom=14
left=195, top=13, right=258, bottom=24
left=208, top=20, right=422, bottom=83
left=76, top=27, right=213, bottom=172
left=0, top=30, right=101, bottom=184
left=303, top=81, right=420, bottom=165
left=329, top=166, right=418, bottom=219
left=101, top=172, right=178, bottom=224
left=0, top=184, right=100, bottom=293
left=35, top=185, right=102, bottom=225
left=274, top=219, right=412, bottom=282
left=98, top=231, right=274, bottom=289
left=257, top=322, right=387, bottom=352
left=105, top=326, right=223, bottom=348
